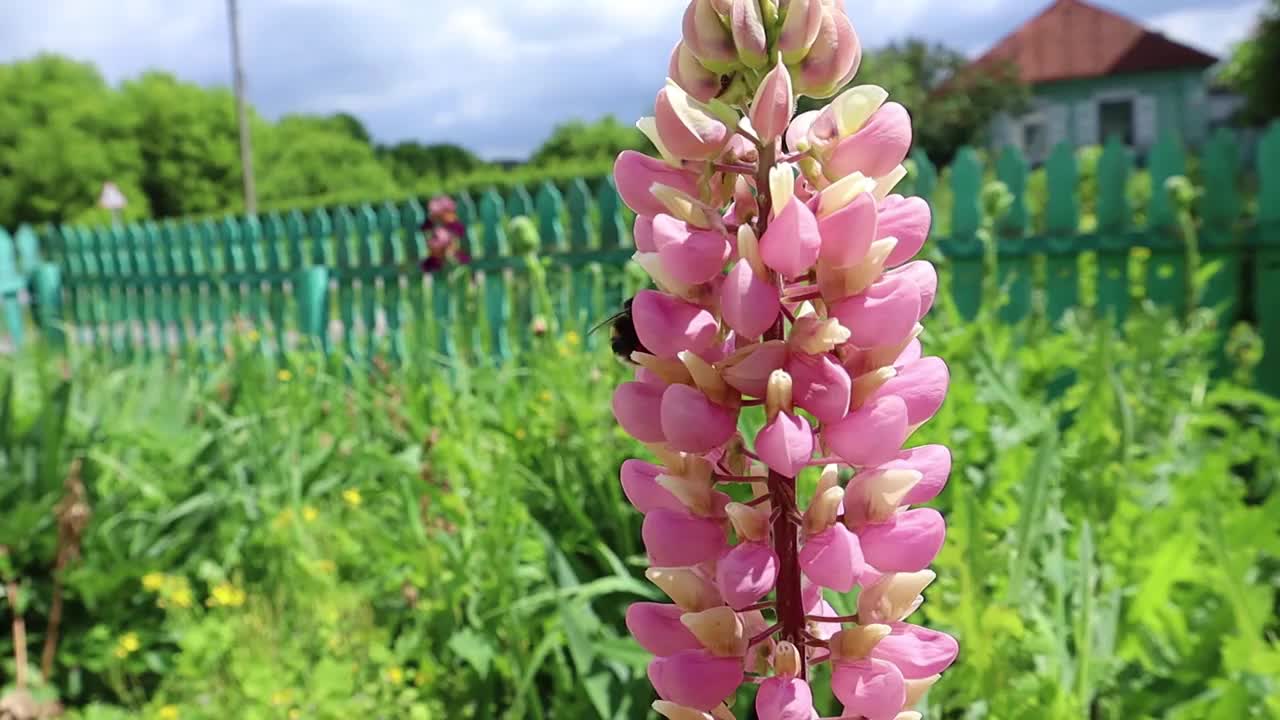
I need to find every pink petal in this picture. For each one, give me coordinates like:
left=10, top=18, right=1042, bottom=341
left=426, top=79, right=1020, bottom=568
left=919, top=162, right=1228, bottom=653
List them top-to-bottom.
left=682, top=0, right=737, bottom=67
left=777, top=0, right=825, bottom=62
left=794, top=11, right=861, bottom=98
left=669, top=41, right=721, bottom=102
left=749, top=62, right=795, bottom=146
left=655, top=86, right=732, bottom=161
left=825, top=103, right=912, bottom=180
left=786, top=110, right=822, bottom=154
left=614, top=150, right=701, bottom=217
left=818, top=192, right=877, bottom=268
left=878, top=195, right=932, bottom=268
left=759, top=198, right=822, bottom=279
left=635, top=215, right=657, bottom=253
left=652, top=215, right=732, bottom=285
left=721, top=259, right=782, bottom=339
left=889, top=261, right=938, bottom=317
left=830, top=274, right=923, bottom=350
left=632, top=290, right=720, bottom=359
left=895, top=337, right=922, bottom=367
left=722, top=341, right=788, bottom=397
left=787, top=353, right=852, bottom=424
left=873, top=357, right=949, bottom=427
left=636, top=366, right=669, bottom=386
left=613, top=382, right=667, bottom=443
left=660, top=384, right=739, bottom=453
left=823, top=395, right=909, bottom=467
left=755, top=412, right=815, bottom=478
left=884, top=445, right=952, bottom=506
left=620, top=459, right=676, bottom=514
left=643, top=508, right=728, bottom=566
left=857, top=508, right=946, bottom=572
left=798, top=524, right=864, bottom=592
left=715, top=541, right=780, bottom=609
left=808, top=598, right=840, bottom=640
left=626, top=602, right=702, bottom=656
left=872, top=623, right=959, bottom=679
left=648, top=650, right=745, bottom=711
left=832, top=658, right=906, bottom=720
left=756, top=677, right=815, bottom=720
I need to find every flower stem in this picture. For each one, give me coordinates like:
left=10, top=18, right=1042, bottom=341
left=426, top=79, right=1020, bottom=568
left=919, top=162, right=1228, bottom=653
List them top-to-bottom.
left=806, top=613, right=860, bottom=624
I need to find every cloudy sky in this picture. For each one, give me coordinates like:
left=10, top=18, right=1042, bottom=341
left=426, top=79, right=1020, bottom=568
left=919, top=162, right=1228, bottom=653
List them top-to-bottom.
left=0, top=0, right=1266, bottom=159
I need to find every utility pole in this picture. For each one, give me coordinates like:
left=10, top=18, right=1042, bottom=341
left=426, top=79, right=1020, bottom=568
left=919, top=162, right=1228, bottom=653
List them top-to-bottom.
left=227, top=0, right=257, bottom=215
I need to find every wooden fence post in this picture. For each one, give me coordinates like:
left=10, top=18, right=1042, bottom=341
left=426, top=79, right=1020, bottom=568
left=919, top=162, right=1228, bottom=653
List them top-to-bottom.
left=1256, top=122, right=1280, bottom=395
left=942, top=147, right=983, bottom=320
left=0, top=228, right=25, bottom=350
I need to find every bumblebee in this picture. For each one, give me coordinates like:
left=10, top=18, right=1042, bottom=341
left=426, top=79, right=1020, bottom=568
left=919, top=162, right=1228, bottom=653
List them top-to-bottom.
left=590, top=297, right=648, bottom=363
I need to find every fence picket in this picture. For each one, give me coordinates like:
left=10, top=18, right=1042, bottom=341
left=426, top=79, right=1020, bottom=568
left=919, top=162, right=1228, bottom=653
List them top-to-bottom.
left=1256, top=122, right=1280, bottom=395
left=1145, top=133, right=1188, bottom=313
left=1095, top=138, right=1131, bottom=321
left=1044, top=142, right=1080, bottom=320
left=945, top=148, right=983, bottom=320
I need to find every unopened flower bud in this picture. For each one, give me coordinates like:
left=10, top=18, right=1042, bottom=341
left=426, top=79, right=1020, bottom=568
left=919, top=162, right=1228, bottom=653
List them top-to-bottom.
left=684, top=0, right=739, bottom=72
left=731, top=0, right=769, bottom=69
left=778, top=0, right=824, bottom=63
left=792, top=10, right=861, bottom=98
left=670, top=42, right=725, bottom=103
left=749, top=60, right=795, bottom=147
left=831, top=85, right=889, bottom=138
left=637, top=116, right=681, bottom=167
left=874, top=165, right=908, bottom=201
left=817, top=172, right=877, bottom=218
left=732, top=176, right=759, bottom=223
left=653, top=184, right=716, bottom=228
left=817, top=236, right=898, bottom=302
left=720, top=340, right=788, bottom=397
left=680, top=351, right=737, bottom=407
left=849, top=366, right=897, bottom=409
left=844, top=468, right=921, bottom=526
left=657, top=473, right=717, bottom=516
left=682, top=607, right=748, bottom=656
left=829, top=624, right=892, bottom=663
left=903, top=675, right=941, bottom=708
left=895, top=713, right=923, bottom=720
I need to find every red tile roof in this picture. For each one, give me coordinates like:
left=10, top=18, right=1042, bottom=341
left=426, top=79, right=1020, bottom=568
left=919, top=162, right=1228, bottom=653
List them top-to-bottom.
left=970, top=0, right=1218, bottom=85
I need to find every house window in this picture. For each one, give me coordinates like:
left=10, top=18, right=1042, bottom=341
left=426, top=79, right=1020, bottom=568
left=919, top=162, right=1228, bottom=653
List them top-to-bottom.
left=1098, top=99, right=1135, bottom=146
left=1022, top=120, right=1047, bottom=161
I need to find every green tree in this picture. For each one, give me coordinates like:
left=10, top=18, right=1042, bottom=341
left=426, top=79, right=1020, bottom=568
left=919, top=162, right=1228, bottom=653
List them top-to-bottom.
left=1224, top=0, right=1280, bottom=125
left=799, top=40, right=1029, bottom=163
left=0, top=54, right=148, bottom=226
left=119, top=71, right=244, bottom=218
left=529, top=115, right=652, bottom=166
left=256, top=116, right=400, bottom=205
left=377, top=142, right=483, bottom=185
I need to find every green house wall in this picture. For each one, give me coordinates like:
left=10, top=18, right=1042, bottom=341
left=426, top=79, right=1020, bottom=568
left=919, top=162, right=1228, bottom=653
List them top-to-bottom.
left=1032, top=69, right=1209, bottom=144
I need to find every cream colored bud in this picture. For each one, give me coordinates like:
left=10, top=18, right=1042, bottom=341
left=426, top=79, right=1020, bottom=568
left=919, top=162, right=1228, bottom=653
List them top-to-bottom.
left=832, top=85, right=890, bottom=137
left=637, top=116, right=681, bottom=167
left=769, top=164, right=796, bottom=219
left=874, top=164, right=908, bottom=201
left=817, top=172, right=877, bottom=218
left=652, top=183, right=714, bottom=227
left=737, top=225, right=769, bottom=281
left=817, top=236, right=898, bottom=302
left=788, top=315, right=851, bottom=354
left=863, top=324, right=923, bottom=370
left=680, top=351, right=737, bottom=407
left=633, top=352, right=695, bottom=386
left=849, top=366, right=897, bottom=409
left=765, top=369, right=794, bottom=421
left=846, top=469, right=921, bottom=526
left=657, top=474, right=716, bottom=517
left=803, top=485, right=844, bottom=534
left=725, top=501, right=771, bottom=542
left=646, top=567, right=722, bottom=612
left=681, top=607, right=748, bottom=657
left=829, top=624, right=892, bottom=663
left=773, top=641, right=802, bottom=677
left=904, top=675, right=941, bottom=708
left=653, top=701, right=716, bottom=720
left=895, top=713, right=923, bottom=720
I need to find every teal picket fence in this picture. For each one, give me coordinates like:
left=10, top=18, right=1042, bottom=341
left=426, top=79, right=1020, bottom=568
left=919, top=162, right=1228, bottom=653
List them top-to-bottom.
left=2, top=124, right=1279, bottom=394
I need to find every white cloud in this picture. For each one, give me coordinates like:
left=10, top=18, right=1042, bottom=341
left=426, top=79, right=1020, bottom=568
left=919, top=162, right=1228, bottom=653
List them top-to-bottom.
left=1147, top=0, right=1265, bottom=57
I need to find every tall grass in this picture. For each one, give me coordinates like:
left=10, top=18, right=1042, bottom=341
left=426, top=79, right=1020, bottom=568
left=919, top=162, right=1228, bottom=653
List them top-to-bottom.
left=2, top=286, right=1278, bottom=719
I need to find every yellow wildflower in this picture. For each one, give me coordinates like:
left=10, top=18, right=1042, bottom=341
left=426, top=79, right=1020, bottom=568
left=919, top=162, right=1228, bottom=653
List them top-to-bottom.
left=246, top=329, right=261, bottom=343
left=565, top=330, right=581, bottom=346
left=277, top=369, right=293, bottom=383
left=538, top=390, right=552, bottom=403
left=514, top=428, right=527, bottom=440
left=342, top=488, right=363, bottom=507
left=302, top=506, right=318, bottom=523
left=273, top=508, right=294, bottom=529
left=315, top=559, right=336, bottom=575
left=142, top=573, right=166, bottom=592
left=207, top=582, right=246, bottom=608
left=168, top=586, right=194, bottom=610
left=115, top=632, right=140, bottom=658
left=386, top=666, right=404, bottom=685
left=271, top=689, right=294, bottom=707
left=158, top=705, right=179, bottom=720
left=289, top=710, right=301, bottom=720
